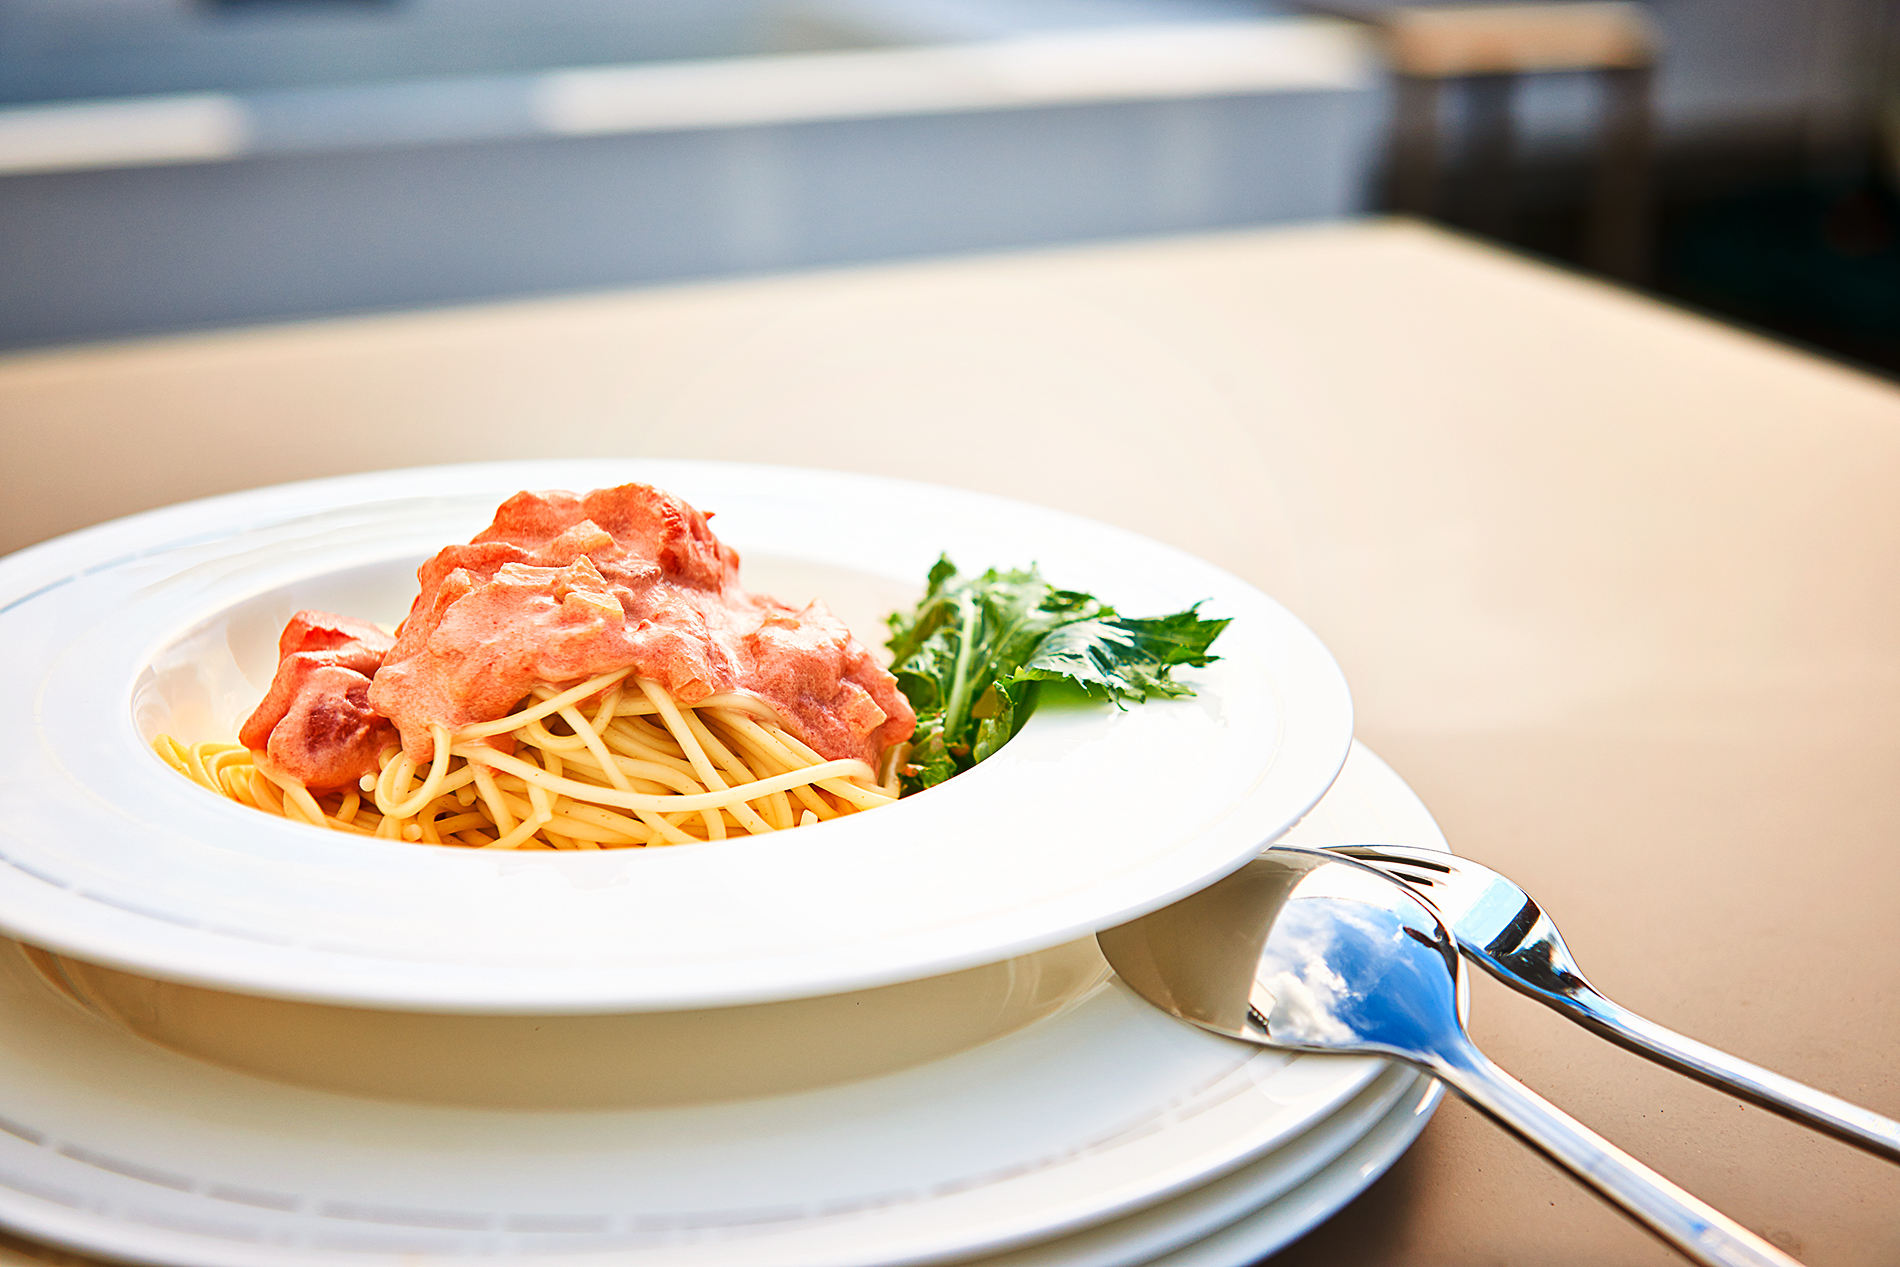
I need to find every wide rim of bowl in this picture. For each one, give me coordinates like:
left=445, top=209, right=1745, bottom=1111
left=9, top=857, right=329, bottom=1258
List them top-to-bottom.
left=0, top=460, right=1353, bottom=1012
left=0, top=741, right=1444, bottom=1267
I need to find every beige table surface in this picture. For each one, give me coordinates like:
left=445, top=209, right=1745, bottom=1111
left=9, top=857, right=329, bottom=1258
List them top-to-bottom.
left=2, top=218, right=1898, bottom=1266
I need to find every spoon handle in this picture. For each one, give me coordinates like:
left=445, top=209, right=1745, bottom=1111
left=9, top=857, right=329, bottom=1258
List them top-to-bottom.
left=1533, top=983, right=1900, bottom=1165
left=1430, top=1042, right=1805, bottom=1267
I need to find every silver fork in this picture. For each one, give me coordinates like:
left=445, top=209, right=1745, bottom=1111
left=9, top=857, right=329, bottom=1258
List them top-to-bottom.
left=1330, top=843, right=1900, bottom=1163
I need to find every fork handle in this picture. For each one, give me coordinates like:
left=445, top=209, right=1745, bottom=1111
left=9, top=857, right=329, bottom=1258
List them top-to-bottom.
left=1539, top=983, right=1900, bottom=1164
left=1430, top=1041, right=1805, bottom=1267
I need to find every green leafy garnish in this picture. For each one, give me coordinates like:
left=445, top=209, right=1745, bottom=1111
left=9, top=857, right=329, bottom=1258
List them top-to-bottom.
left=885, top=557, right=1229, bottom=794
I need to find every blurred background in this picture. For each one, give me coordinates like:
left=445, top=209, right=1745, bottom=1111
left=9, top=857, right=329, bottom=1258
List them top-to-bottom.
left=1, top=0, right=1896, bottom=374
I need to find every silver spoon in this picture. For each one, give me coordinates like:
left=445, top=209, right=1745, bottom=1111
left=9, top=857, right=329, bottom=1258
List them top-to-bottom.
left=1332, top=843, right=1900, bottom=1163
left=1097, top=846, right=1802, bottom=1267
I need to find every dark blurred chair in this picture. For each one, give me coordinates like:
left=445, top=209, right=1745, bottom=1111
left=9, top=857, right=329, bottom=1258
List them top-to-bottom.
left=1314, top=1, right=1659, bottom=281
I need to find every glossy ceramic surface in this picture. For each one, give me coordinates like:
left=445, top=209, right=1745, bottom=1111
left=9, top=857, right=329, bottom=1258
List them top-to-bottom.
left=0, top=460, right=1353, bottom=1012
left=0, top=743, right=1433, bottom=1267
left=22, top=937, right=1110, bottom=1109
left=963, top=1062, right=1440, bottom=1267
left=1128, top=1073, right=1439, bottom=1267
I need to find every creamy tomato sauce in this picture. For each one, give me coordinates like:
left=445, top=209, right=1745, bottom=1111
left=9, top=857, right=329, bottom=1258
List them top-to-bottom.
left=242, top=484, right=915, bottom=790
left=239, top=611, right=397, bottom=789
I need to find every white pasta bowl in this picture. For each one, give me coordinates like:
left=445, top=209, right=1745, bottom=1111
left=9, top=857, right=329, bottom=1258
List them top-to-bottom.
left=0, top=460, right=1353, bottom=1018
left=15, top=933, right=1115, bottom=1108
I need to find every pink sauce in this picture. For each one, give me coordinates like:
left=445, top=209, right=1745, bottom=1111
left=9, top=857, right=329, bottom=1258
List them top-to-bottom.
left=241, top=484, right=915, bottom=789
left=238, top=611, right=396, bottom=789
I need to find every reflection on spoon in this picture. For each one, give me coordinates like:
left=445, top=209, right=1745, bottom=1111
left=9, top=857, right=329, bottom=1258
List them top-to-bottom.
left=1097, top=847, right=1803, bottom=1267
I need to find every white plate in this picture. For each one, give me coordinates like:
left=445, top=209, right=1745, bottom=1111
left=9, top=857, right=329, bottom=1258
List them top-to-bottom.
left=0, top=461, right=1353, bottom=1012
left=0, top=742, right=1438, bottom=1267
left=963, top=1063, right=1439, bottom=1267
left=0, top=1070, right=1442, bottom=1267
left=1135, top=1072, right=1440, bottom=1267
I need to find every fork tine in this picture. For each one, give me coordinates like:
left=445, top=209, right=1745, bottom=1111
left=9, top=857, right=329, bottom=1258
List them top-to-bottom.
left=1324, top=842, right=1900, bottom=1165
left=1331, top=844, right=1455, bottom=873
left=1326, top=845, right=1453, bottom=887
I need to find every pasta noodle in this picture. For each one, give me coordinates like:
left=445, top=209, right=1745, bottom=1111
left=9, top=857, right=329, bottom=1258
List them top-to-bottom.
left=152, top=482, right=916, bottom=849
left=156, top=665, right=901, bottom=850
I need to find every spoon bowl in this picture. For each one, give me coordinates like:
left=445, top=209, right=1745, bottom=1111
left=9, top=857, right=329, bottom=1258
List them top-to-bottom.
left=1098, top=845, right=1464, bottom=1061
left=1097, top=846, right=1801, bottom=1267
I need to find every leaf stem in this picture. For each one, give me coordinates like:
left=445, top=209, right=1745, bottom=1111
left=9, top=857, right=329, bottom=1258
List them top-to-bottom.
left=942, top=591, right=982, bottom=744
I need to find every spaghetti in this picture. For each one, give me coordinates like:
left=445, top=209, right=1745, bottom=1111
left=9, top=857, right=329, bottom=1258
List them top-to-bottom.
left=152, top=482, right=915, bottom=849
left=157, top=665, right=900, bottom=850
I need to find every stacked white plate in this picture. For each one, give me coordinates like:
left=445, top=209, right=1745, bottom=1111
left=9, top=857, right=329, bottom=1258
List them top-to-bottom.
left=0, top=464, right=1448, bottom=1267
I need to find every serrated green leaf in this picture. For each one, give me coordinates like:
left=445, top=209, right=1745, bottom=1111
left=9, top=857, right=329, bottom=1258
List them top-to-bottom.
left=886, top=560, right=1228, bottom=795
left=1007, top=606, right=1231, bottom=705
